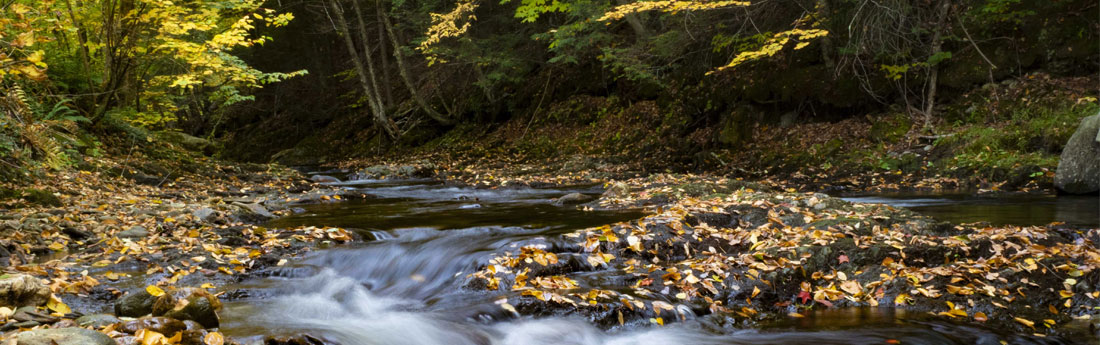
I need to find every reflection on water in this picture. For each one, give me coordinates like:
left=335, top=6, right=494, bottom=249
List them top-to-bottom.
left=840, top=193, right=1099, bottom=227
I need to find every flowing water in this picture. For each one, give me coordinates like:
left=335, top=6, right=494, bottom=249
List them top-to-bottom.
left=213, top=178, right=1092, bottom=344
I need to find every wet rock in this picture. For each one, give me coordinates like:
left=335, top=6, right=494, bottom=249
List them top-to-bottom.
left=1056, top=113, right=1100, bottom=194
left=310, top=175, right=340, bottom=183
left=602, top=182, right=630, bottom=199
left=553, top=193, right=591, bottom=205
left=232, top=201, right=274, bottom=219
left=192, top=207, right=217, bottom=222
left=61, top=225, right=92, bottom=240
left=118, top=225, right=149, bottom=238
left=0, top=274, right=50, bottom=307
left=152, top=288, right=221, bottom=328
left=115, top=289, right=156, bottom=317
left=13, top=306, right=58, bottom=323
left=75, top=313, right=121, bottom=328
left=119, top=316, right=186, bottom=336
left=182, top=319, right=203, bottom=330
left=1, top=320, right=39, bottom=331
left=11, top=327, right=117, bottom=345
left=179, top=329, right=209, bottom=345
left=264, top=334, right=326, bottom=345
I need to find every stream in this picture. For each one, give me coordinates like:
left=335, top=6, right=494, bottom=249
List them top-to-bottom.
left=210, top=177, right=1092, bottom=344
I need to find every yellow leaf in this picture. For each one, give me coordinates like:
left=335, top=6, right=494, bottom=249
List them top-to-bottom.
left=48, top=241, right=65, bottom=251
left=105, top=271, right=120, bottom=281
left=146, top=285, right=166, bottom=297
left=751, top=286, right=761, bottom=299
left=1059, top=290, right=1075, bottom=299
left=894, top=293, right=913, bottom=305
left=47, top=294, right=71, bottom=314
left=788, top=312, right=805, bottom=318
left=973, top=312, right=988, bottom=322
left=1014, top=317, right=1035, bottom=328
left=204, top=331, right=225, bottom=345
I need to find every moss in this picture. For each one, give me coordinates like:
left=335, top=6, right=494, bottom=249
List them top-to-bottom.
left=868, top=113, right=912, bottom=143
left=0, top=188, right=62, bottom=207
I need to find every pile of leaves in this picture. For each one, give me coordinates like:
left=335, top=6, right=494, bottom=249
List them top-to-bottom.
left=468, top=174, right=1100, bottom=339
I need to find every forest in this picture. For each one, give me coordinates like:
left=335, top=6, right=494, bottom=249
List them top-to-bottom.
left=0, top=0, right=1099, bottom=344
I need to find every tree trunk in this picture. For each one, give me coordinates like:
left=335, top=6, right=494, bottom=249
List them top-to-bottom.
left=327, top=0, right=398, bottom=139
left=350, top=0, right=388, bottom=112
left=378, top=0, right=454, bottom=125
left=615, top=0, right=648, bottom=40
left=923, top=0, right=952, bottom=129
left=376, top=10, right=393, bottom=106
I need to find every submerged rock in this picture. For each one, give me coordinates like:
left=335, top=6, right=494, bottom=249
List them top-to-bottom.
left=1055, top=113, right=1100, bottom=194
left=310, top=175, right=340, bottom=183
left=553, top=193, right=592, bottom=205
left=0, top=274, right=49, bottom=307
left=12, top=327, right=117, bottom=345
left=264, top=334, right=326, bottom=345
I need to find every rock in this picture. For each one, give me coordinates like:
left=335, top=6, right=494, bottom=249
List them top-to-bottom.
left=1056, top=114, right=1100, bottom=194
left=160, top=131, right=215, bottom=155
left=310, top=175, right=340, bottom=183
left=602, top=182, right=631, bottom=199
left=553, top=193, right=591, bottom=206
left=232, top=202, right=275, bottom=219
left=192, top=207, right=217, bottom=222
left=61, top=225, right=92, bottom=240
left=118, top=225, right=149, bottom=238
left=0, top=274, right=50, bottom=307
left=152, top=288, right=221, bottom=328
left=115, top=289, right=156, bottom=317
left=13, top=306, right=58, bottom=323
left=75, top=314, right=121, bottom=328
left=119, top=316, right=186, bottom=336
left=1, top=320, right=39, bottom=331
left=182, top=320, right=203, bottom=330
left=12, top=327, right=117, bottom=345
left=179, top=329, right=209, bottom=345
left=264, top=334, right=326, bottom=345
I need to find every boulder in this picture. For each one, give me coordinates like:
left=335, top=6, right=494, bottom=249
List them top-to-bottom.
left=1056, top=114, right=1100, bottom=194
left=161, top=131, right=214, bottom=155
left=553, top=193, right=592, bottom=206
left=118, top=226, right=149, bottom=239
left=0, top=274, right=50, bottom=307
left=152, top=288, right=221, bottom=328
left=115, top=289, right=156, bottom=317
left=75, top=314, right=121, bottom=328
left=12, top=327, right=117, bottom=345
left=264, top=334, right=326, bottom=345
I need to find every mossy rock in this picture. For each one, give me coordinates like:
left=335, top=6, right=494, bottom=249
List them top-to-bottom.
left=0, top=188, right=61, bottom=207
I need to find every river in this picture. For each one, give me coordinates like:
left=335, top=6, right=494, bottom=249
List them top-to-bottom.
left=211, top=177, right=1089, bottom=344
